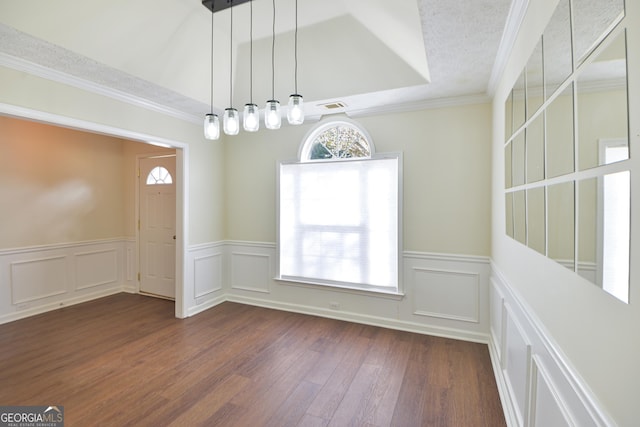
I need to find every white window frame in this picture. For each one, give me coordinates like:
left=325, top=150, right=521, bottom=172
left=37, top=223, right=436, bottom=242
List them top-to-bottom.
left=276, top=119, right=403, bottom=297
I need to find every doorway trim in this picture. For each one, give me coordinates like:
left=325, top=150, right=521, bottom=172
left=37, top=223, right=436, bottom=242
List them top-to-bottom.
left=0, top=102, right=189, bottom=318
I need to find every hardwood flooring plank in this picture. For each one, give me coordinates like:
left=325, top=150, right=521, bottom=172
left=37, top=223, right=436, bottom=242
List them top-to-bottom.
left=0, top=294, right=506, bottom=427
left=305, top=335, right=372, bottom=420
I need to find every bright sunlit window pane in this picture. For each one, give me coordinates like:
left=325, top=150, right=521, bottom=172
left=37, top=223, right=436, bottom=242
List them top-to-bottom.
left=279, top=157, right=399, bottom=291
left=146, top=166, right=173, bottom=185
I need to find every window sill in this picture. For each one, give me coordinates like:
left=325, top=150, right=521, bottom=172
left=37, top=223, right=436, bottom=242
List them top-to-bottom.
left=274, top=276, right=405, bottom=300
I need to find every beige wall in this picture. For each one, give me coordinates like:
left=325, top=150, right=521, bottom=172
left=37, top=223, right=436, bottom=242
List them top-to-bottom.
left=0, top=65, right=226, bottom=246
left=225, top=103, right=492, bottom=256
left=0, top=116, right=174, bottom=249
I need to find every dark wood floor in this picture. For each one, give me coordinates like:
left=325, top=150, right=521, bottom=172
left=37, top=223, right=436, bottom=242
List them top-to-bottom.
left=0, top=294, right=505, bottom=426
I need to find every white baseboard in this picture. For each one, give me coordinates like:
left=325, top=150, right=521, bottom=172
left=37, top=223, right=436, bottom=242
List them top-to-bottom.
left=0, top=286, right=122, bottom=325
left=226, top=294, right=489, bottom=343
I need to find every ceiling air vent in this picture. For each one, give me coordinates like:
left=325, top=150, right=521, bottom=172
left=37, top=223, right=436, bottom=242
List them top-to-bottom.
left=319, top=102, right=347, bottom=110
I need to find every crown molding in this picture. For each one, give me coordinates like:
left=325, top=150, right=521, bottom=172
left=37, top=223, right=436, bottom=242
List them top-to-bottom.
left=487, top=0, right=530, bottom=96
left=0, top=52, right=202, bottom=125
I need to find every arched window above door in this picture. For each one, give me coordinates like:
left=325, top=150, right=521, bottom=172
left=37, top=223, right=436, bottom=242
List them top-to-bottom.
left=146, top=166, right=173, bottom=185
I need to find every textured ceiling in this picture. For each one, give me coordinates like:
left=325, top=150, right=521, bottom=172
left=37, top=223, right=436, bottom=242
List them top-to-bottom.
left=0, top=0, right=513, bottom=123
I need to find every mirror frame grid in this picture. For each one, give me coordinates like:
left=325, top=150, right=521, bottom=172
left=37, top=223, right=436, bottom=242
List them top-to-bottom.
left=503, top=0, right=629, bottom=303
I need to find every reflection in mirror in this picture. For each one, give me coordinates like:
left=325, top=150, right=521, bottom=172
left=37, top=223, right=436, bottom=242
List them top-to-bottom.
left=543, top=0, right=572, bottom=99
left=573, top=0, right=625, bottom=64
left=577, top=31, right=628, bottom=171
left=526, top=38, right=544, bottom=119
left=513, top=71, right=526, bottom=131
left=546, top=83, right=574, bottom=178
left=505, top=90, right=514, bottom=140
left=526, top=114, right=544, bottom=183
left=512, top=132, right=525, bottom=187
left=505, top=143, right=513, bottom=189
left=601, top=171, right=629, bottom=302
left=577, top=172, right=630, bottom=303
left=577, top=177, right=597, bottom=283
left=548, top=181, right=574, bottom=270
left=527, top=187, right=545, bottom=255
left=513, top=190, right=526, bottom=245
left=506, top=193, right=514, bottom=238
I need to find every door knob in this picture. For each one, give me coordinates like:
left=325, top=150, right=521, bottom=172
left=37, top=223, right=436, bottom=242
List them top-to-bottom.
left=173, top=235, right=176, bottom=240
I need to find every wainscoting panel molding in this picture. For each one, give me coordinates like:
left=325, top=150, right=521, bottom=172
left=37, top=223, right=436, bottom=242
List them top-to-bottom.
left=0, top=239, right=126, bottom=324
left=224, top=241, right=491, bottom=343
left=185, top=242, right=226, bottom=317
left=75, top=249, right=119, bottom=290
left=230, top=250, right=271, bottom=294
left=194, top=253, right=223, bottom=298
left=10, top=255, right=68, bottom=304
left=490, top=265, right=616, bottom=427
left=412, top=267, right=480, bottom=323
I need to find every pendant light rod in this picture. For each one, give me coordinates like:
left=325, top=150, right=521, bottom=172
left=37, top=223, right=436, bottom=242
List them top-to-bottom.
left=229, top=0, right=234, bottom=108
left=249, top=0, right=253, bottom=105
left=271, top=0, right=276, bottom=100
left=294, top=0, right=298, bottom=95
left=204, top=4, right=220, bottom=140
left=210, top=6, right=214, bottom=114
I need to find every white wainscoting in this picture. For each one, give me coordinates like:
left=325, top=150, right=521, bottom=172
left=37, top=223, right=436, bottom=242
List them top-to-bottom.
left=0, top=239, right=131, bottom=324
left=222, top=241, right=491, bottom=343
left=185, top=242, right=225, bottom=317
left=490, top=265, right=616, bottom=427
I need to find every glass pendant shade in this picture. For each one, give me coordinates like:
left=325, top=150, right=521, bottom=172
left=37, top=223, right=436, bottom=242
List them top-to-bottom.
left=287, top=94, right=304, bottom=125
left=265, top=99, right=281, bottom=130
left=243, top=103, right=260, bottom=132
left=223, top=108, right=239, bottom=135
left=204, top=113, right=220, bottom=140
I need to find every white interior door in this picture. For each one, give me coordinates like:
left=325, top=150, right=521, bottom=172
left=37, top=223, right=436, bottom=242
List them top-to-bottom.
left=139, top=155, right=176, bottom=299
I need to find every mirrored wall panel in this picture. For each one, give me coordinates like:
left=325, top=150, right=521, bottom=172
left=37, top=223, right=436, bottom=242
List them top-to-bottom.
left=503, top=0, right=630, bottom=303
left=543, top=0, right=572, bottom=99
left=573, top=0, right=625, bottom=64
left=577, top=30, right=629, bottom=171
left=527, top=38, right=544, bottom=119
left=513, top=71, right=526, bottom=131
left=546, top=84, right=575, bottom=178
left=505, top=90, right=514, bottom=140
left=526, top=114, right=544, bottom=183
left=512, top=132, right=526, bottom=187
left=505, top=142, right=513, bottom=189
left=600, top=171, right=630, bottom=302
left=578, top=172, right=630, bottom=302
left=577, top=177, right=597, bottom=284
left=548, top=181, right=574, bottom=271
left=527, top=187, right=545, bottom=255
left=513, top=190, right=526, bottom=245
left=506, top=193, right=514, bottom=238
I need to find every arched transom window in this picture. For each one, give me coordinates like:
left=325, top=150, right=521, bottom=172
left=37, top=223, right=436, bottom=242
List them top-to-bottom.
left=279, top=119, right=400, bottom=294
left=300, top=120, right=374, bottom=161
left=146, top=166, right=173, bottom=185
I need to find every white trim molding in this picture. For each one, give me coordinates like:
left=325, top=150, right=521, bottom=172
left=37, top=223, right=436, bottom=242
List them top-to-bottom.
left=0, top=239, right=131, bottom=325
left=489, top=263, right=617, bottom=426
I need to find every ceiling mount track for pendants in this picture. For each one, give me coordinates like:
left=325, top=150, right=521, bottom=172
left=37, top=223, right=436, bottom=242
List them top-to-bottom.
left=202, top=0, right=252, bottom=14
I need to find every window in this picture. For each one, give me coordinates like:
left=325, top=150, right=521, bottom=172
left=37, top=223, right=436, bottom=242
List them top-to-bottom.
left=278, top=119, right=401, bottom=294
left=146, top=166, right=173, bottom=185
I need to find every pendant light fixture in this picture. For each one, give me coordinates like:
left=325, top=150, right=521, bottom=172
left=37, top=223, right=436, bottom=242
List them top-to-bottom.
left=223, top=0, right=239, bottom=135
left=243, top=0, right=259, bottom=132
left=265, top=0, right=281, bottom=130
left=287, top=0, right=304, bottom=125
left=204, top=4, right=220, bottom=140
